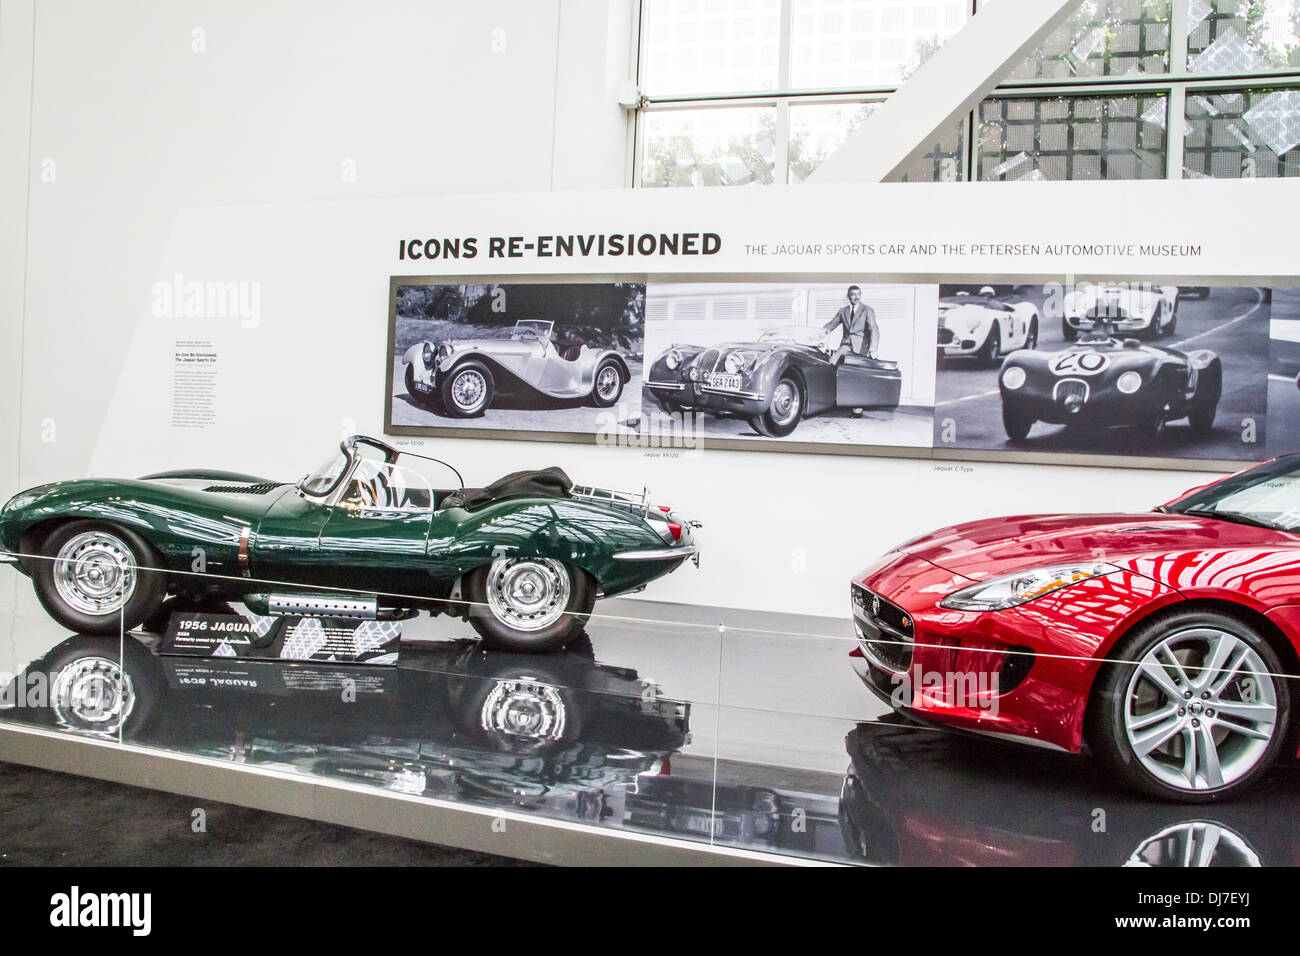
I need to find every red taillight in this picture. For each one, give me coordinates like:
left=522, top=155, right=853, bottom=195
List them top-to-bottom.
left=658, top=505, right=672, bottom=513
left=667, top=522, right=682, bottom=541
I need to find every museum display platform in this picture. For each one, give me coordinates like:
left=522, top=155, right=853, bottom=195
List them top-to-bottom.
left=0, top=595, right=1296, bottom=867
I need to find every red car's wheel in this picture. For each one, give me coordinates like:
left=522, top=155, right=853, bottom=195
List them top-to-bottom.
left=1090, top=609, right=1290, bottom=802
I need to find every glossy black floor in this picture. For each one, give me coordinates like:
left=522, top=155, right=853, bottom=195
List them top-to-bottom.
left=2, top=598, right=1298, bottom=866
left=0, top=761, right=526, bottom=866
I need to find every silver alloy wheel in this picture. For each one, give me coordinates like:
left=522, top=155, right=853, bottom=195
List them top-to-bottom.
left=595, top=364, right=621, bottom=400
left=450, top=368, right=488, bottom=412
left=769, top=380, right=801, bottom=427
left=53, top=531, right=137, bottom=617
left=485, top=557, right=571, bottom=632
left=1122, top=627, right=1278, bottom=792
left=51, top=657, right=135, bottom=733
left=480, top=677, right=568, bottom=743
left=1124, top=821, right=1260, bottom=868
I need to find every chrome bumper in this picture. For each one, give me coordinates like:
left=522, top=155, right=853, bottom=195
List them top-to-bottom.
left=613, top=544, right=699, bottom=562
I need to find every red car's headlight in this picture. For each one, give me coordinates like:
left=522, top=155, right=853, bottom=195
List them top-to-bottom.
left=940, top=562, right=1117, bottom=612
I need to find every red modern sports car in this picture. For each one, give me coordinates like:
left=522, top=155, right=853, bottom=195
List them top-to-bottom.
left=850, top=455, right=1300, bottom=802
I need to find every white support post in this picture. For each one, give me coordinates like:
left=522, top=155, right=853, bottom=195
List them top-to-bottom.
left=807, top=0, right=1079, bottom=184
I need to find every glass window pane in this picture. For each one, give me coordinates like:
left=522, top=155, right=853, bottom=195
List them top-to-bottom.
left=641, top=0, right=782, bottom=95
left=790, top=0, right=968, bottom=88
left=1000, top=0, right=1171, bottom=79
left=1186, top=0, right=1300, bottom=73
left=1183, top=87, right=1300, bottom=177
left=977, top=93, right=1167, bottom=180
left=788, top=101, right=965, bottom=182
left=641, top=107, right=779, bottom=187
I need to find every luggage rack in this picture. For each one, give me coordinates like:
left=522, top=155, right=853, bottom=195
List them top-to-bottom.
left=570, top=484, right=652, bottom=518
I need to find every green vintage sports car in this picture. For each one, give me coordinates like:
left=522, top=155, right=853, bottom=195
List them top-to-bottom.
left=0, top=436, right=700, bottom=652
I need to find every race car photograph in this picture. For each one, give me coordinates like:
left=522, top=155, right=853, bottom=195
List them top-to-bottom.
left=388, top=281, right=644, bottom=437
left=641, top=281, right=936, bottom=448
left=1061, top=282, right=1180, bottom=341
left=933, top=283, right=1270, bottom=462
left=937, top=285, right=1040, bottom=366
left=1266, top=288, right=1300, bottom=459
left=998, top=312, right=1223, bottom=441
left=0, top=435, right=700, bottom=653
left=849, top=453, right=1300, bottom=802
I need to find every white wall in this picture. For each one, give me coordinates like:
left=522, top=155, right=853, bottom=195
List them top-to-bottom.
left=0, top=0, right=1230, bottom=623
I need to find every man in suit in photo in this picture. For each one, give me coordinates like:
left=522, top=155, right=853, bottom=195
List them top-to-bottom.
left=822, top=285, right=880, bottom=417
left=823, top=285, right=879, bottom=363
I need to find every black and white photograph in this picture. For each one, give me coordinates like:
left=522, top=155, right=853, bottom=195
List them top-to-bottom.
left=386, top=281, right=645, bottom=436
left=641, top=281, right=936, bottom=447
left=933, top=283, right=1272, bottom=462
left=1267, top=287, right=1300, bottom=459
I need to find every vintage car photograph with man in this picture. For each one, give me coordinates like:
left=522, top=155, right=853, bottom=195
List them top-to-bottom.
left=387, top=281, right=645, bottom=437
left=640, top=281, right=937, bottom=448
left=932, top=282, right=1272, bottom=462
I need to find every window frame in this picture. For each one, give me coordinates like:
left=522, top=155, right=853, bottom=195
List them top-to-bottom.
left=633, top=0, right=1300, bottom=185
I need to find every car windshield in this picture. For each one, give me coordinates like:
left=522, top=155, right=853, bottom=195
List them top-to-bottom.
left=512, top=320, right=553, bottom=342
left=758, top=326, right=825, bottom=347
left=300, top=452, right=348, bottom=497
left=1166, top=457, right=1300, bottom=532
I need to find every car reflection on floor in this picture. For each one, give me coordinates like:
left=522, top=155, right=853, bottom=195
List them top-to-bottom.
left=5, top=633, right=690, bottom=826
left=8, top=633, right=1298, bottom=865
left=840, top=719, right=1300, bottom=866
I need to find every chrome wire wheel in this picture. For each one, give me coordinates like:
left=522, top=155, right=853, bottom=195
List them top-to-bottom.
left=595, top=364, right=621, bottom=401
left=450, top=368, right=488, bottom=412
left=769, top=380, right=801, bottom=427
left=53, top=531, right=137, bottom=617
left=485, top=558, right=571, bottom=632
left=1122, top=627, right=1278, bottom=793
left=51, top=657, right=134, bottom=733
left=480, top=677, right=568, bottom=745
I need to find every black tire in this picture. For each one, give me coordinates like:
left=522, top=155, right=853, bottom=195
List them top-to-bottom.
left=1166, top=304, right=1178, bottom=337
left=1140, top=310, right=1162, bottom=341
left=1025, top=318, right=1038, bottom=351
left=1062, top=319, right=1078, bottom=343
left=981, top=325, right=1002, bottom=367
left=591, top=358, right=624, bottom=408
left=440, top=360, right=495, bottom=417
left=404, top=364, right=437, bottom=409
left=1188, top=366, right=1222, bottom=436
left=758, top=373, right=804, bottom=438
left=1002, top=403, right=1035, bottom=442
left=31, top=521, right=166, bottom=636
left=466, top=559, right=596, bottom=653
left=1089, top=608, right=1291, bottom=802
